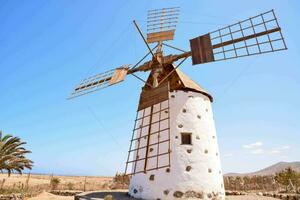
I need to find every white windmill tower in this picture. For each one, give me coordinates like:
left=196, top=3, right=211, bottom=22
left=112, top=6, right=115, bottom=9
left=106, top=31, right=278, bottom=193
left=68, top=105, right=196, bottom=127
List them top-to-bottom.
left=69, top=8, right=287, bottom=200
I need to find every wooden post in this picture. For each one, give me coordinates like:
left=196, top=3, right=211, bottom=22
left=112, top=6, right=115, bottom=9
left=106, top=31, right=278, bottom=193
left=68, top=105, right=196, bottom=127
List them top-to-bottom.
left=143, top=105, right=154, bottom=173
left=83, top=176, right=87, bottom=192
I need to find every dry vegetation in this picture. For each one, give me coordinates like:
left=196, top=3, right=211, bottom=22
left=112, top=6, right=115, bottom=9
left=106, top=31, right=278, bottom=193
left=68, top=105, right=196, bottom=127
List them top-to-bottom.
left=224, top=167, right=300, bottom=193
left=0, top=173, right=114, bottom=199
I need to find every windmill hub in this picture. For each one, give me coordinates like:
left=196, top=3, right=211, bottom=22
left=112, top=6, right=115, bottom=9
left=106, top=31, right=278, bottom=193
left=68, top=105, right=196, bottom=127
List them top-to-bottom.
left=69, top=7, right=287, bottom=200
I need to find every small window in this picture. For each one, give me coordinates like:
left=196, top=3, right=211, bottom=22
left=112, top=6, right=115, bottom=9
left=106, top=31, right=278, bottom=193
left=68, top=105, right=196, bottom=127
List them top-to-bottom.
left=181, top=132, right=192, bottom=145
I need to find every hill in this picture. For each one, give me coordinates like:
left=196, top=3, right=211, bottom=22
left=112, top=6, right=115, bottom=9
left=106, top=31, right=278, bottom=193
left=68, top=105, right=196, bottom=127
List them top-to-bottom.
left=225, top=161, right=300, bottom=176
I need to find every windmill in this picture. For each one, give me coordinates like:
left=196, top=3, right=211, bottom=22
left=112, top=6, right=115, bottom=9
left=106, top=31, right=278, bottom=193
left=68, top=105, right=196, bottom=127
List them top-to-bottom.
left=69, top=7, right=287, bottom=200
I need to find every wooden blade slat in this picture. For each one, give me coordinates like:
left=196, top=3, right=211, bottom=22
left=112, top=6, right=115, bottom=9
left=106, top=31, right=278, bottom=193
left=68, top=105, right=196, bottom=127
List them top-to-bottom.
left=146, top=7, right=180, bottom=43
left=147, top=30, right=175, bottom=44
left=190, top=34, right=215, bottom=65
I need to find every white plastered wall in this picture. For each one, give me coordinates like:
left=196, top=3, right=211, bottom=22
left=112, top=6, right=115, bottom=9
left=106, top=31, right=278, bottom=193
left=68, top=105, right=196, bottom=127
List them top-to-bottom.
left=129, top=90, right=225, bottom=200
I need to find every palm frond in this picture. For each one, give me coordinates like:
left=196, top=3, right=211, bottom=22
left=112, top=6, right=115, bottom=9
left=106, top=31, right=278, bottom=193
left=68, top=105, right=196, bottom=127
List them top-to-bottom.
left=0, top=132, right=33, bottom=175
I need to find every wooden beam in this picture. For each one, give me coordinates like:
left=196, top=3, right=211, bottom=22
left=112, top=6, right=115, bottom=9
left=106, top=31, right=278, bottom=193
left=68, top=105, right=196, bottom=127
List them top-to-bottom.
left=133, top=20, right=156, bottom=59
left=213, top=27, right=281, bottom=49
left=143, top=105, right=153, bottom=173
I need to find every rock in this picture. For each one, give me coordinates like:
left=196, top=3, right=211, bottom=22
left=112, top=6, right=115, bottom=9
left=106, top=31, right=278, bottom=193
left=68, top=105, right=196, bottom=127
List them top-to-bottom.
left=186, top=166, right=192, bottom=172
left=50, top=190, right=83, bottom=196
left=163, top=190, right=169, bottom=195
left=184, top=190, right=203, bottom=198
left=173, top=191, right=183, bottom=198
left=257, top=192, right=263, bottom=196
left=0, top=194, right=22, bottom=200
left=104, top=195, right=113, bottom=200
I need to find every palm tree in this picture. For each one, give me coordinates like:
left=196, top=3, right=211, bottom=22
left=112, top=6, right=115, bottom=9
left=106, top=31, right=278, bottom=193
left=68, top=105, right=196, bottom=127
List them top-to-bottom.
left=0, top=131, right=33, bottom=175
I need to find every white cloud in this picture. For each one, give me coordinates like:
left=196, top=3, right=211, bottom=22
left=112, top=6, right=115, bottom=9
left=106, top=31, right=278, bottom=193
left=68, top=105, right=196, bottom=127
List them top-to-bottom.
left=242, top=141, right=291, bottom=155
left=243, top=141, right=263, bottom=149
left=269, top=145, right=291, bottom=154
left=277, top=145, right=290, bottom=150
left=250, top=148, right=264, bottom=154
left=270, top=150, right=280, bottom=154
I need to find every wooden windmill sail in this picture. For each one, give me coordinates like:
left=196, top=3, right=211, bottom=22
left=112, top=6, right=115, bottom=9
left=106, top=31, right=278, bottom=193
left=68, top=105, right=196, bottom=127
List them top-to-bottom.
left=69, top=8, right=287, bottom=200
left=69, top=9, right=286, bottom=99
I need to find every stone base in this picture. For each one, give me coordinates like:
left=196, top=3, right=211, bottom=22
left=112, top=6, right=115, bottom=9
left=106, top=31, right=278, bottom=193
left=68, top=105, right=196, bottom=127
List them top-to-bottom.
left=129, top=189, right=224, bottom=200
left=74, top=190, right=136, bottom=200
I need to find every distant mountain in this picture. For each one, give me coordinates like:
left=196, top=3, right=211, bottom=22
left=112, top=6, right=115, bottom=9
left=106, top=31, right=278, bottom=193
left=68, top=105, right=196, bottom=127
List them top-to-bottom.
left=225, top=161, right=300, bottom=177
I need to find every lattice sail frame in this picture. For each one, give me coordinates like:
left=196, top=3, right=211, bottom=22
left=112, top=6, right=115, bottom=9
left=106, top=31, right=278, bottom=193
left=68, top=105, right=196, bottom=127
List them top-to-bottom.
left=147, top=7, right=180, bottom=44
left=190, top=10, right=287, bottom=65
left=68, top=65, right=129, bottom=99
left=125, top=99, right=171, bottom=175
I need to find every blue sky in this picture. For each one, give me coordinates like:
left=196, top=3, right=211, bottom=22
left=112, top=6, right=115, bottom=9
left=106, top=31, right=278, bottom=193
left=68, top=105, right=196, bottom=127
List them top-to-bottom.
left=0, top=0, right=299, bottom=176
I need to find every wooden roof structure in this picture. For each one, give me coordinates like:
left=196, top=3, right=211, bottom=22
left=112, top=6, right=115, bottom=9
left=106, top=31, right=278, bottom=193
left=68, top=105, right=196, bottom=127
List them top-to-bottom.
left=137, top=64, right=213, bottom=110
left=143, top=64, right=212, bottom=100
left=174, top=67, right=213, bottom=101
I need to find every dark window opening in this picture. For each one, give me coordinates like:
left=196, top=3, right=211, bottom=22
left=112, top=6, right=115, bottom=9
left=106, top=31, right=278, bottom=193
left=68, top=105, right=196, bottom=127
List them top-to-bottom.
left=181, top=132, right=192, bottom=145
left=149, top=174, right=155, bottom=181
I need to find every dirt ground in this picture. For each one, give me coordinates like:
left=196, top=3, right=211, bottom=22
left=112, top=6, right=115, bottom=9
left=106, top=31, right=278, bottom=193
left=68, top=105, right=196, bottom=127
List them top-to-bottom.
left=28, top=192, right=73, bottom=200
left=226, top=194, right=278, bottom=200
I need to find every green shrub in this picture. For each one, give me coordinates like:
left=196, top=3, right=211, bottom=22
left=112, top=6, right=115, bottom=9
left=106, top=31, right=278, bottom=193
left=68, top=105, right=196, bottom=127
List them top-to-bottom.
left=50, top=177, right=60, bottom=190
left=67, top=182, right=74, bottom=190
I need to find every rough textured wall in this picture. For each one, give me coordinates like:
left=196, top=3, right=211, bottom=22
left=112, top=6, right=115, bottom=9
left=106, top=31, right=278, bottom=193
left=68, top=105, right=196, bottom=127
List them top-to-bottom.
left=129, top=90, right=225, bottom=200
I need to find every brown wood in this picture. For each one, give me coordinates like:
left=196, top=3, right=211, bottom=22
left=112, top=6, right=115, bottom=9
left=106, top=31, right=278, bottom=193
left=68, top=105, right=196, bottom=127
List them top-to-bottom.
left=133, top=20, right=157, bottom=60
left=212, top=27, right=281, bottom=49
left=147, top=30, right=175, bottom=43
left=190, top=34, right=215, bottom=65
left=140, top=64, right=213, bottom=102
left=158, top=64, right=213, bottom=102
left=109, top=68, right=128, bottom=85
left=75, top=77, right=110, bottom=91
left=138, top=82, right=169, bottom=110
left=126, top=97, right=171, bottom=175
left=167, top=99, right=171, bottom=168
left=143, top=105, right=153, bottom=172
left=133, top=108, right=145, bottom=174
left=156, top=110, right=161, bottom=169
left=125, top=111, right=139, bottom=174
left=131, top=127, right=169, bottom=143
left=129, top=138, right=169, bottom=152
left=126, top=148, right=171, bottom=164
left=126, top=151, right=170, bottom=164
left=127, top=163, right=171, bottom=175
